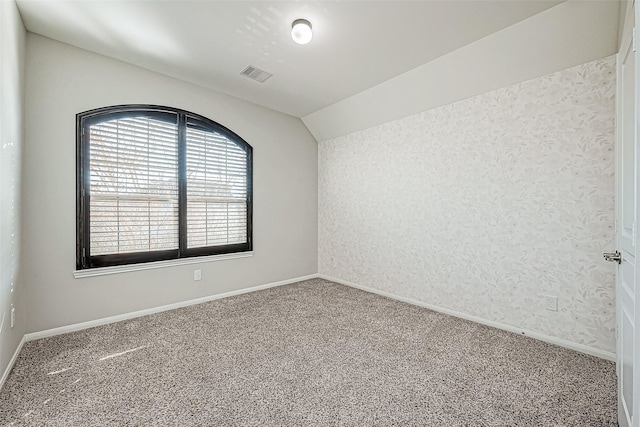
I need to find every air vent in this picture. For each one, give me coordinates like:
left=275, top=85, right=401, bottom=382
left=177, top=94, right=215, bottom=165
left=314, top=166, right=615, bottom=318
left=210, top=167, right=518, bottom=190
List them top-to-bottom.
left=240, top=65, right=273, bottom=83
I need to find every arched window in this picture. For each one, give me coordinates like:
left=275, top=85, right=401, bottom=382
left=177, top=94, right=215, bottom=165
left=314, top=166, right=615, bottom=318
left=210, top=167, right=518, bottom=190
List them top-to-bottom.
left=76, top=105, right=252, bottom=269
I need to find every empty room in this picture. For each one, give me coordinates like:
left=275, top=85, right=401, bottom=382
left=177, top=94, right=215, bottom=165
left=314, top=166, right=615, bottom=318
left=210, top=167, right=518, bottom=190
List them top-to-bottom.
left=0, top=0, right=636, bottom=425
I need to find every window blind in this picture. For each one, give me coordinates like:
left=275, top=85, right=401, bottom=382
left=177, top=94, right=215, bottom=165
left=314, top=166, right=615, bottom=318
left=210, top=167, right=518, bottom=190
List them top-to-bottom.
left=77, top=105, right=252, bottom=270
left=89, top=116, right=179, bottom=255
left=186, top=123, right=248, bottom=248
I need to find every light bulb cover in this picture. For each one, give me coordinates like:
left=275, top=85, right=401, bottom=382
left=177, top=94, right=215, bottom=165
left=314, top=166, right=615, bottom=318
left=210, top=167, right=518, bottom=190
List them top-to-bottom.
left=291, top=19, right=313, bottom=44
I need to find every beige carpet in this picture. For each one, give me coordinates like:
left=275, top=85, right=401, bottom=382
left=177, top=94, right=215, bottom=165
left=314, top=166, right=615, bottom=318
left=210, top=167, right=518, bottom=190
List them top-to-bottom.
left=0, top=278, right=616, bottom=426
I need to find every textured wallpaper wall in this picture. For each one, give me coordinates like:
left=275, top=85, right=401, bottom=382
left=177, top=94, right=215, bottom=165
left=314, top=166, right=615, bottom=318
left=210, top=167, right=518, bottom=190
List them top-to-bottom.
left=318, top=56, right=616, bottom=353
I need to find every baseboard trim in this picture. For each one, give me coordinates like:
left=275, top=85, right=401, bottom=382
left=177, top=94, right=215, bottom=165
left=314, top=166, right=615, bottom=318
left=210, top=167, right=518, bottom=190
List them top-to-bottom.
left=22, top=272, right=616, bottom=360
left=26, top=274, right=320, bottom=342
left=318, top=274, right=616, bottom=362
left=0, top=335, right=26, bottom=391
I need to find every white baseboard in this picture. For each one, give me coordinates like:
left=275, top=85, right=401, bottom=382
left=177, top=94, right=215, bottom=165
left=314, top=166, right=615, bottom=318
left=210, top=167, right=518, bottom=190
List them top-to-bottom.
left=19, top=272, right=616, bottom=361
left=26, top=273, right=320, bottom=342
left=318, top=274, right=616, bottom=362
left=0, top=335, right=26, bottom=391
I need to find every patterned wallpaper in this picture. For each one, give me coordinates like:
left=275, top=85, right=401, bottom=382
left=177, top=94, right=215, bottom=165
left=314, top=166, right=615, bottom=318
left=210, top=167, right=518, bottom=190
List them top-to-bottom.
left=318, top=56, right=616, bottom=353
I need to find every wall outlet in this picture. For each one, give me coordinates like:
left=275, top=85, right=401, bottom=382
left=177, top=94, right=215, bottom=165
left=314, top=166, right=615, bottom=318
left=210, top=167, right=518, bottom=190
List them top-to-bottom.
left=194, top=269, right=202, bottom=281
left=544, top=295, right=558, bottom=312
left=10, top=306, right=15, bottom=328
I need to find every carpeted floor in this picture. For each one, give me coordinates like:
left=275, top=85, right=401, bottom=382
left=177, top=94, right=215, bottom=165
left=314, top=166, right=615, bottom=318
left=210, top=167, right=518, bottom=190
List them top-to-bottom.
left=0, top=279, right=616, bottom=426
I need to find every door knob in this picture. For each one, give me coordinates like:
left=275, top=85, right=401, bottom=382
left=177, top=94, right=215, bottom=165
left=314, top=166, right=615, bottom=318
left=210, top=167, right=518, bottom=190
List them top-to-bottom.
left=603, top=251, right=622, bottom=264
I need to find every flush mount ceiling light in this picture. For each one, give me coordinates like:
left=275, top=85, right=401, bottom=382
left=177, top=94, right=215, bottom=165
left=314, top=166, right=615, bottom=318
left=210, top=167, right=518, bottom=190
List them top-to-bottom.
left=291, top=19, right=313, bottom=45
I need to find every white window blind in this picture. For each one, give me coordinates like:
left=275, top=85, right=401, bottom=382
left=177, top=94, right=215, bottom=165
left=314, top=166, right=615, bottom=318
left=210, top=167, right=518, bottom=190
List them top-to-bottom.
left=78, top=105, right=252, bottom=270
left=89, top=117, right=179, bottom=255
left=186, top=124, right=248, bottom=248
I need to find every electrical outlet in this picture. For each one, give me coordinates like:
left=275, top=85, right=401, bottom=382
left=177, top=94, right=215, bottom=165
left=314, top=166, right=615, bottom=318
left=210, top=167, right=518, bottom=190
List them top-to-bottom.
left=194, top=269, right=202, bottom=281
left=544, top=295, right=558, bottom=312
left=10, top=306, right=15, bottom=328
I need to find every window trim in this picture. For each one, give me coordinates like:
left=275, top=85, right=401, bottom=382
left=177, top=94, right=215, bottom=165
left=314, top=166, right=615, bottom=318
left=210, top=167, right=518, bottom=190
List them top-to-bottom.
left=76, top=104, right=253, bottom=270
left=73, top=251, right=254, bottom=279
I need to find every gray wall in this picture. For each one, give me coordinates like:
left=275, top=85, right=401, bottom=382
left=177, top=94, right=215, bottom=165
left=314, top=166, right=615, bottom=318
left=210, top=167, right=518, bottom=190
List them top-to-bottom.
left=0, top=0, right=26, bottom=379
left=23, top=34, right=318, bottom=333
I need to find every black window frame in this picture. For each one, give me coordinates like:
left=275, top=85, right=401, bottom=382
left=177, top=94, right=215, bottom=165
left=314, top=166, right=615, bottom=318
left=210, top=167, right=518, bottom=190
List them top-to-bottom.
left=76, top=104, right=253, bottom=270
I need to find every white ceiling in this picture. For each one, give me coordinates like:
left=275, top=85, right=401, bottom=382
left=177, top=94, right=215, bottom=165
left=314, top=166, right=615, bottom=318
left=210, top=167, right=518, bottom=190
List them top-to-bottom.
left=16, top=0, right=566, bottom=118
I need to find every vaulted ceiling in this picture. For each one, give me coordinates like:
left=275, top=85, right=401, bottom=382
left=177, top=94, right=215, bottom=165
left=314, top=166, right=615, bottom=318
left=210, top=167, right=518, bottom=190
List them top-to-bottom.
left=16, top=1, right=572, bottom=118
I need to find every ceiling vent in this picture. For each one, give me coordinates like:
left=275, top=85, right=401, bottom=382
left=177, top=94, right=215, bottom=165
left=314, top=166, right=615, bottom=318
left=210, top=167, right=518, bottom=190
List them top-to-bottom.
left=240, top=65, right=273, bottom=83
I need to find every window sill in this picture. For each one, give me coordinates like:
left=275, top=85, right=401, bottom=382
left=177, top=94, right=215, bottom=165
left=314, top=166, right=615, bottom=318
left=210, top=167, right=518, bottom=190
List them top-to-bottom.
left=73, top=251, right=254, bottom=278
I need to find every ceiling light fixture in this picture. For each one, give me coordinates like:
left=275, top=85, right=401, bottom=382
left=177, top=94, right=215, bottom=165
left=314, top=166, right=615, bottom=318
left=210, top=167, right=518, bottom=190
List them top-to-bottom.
left=291, top=19, right=313, bottom=45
